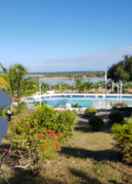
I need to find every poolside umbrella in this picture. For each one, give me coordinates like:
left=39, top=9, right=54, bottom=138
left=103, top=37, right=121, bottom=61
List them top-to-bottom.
left=0, top=90, right=11, bottom=144
left=0, top=90, right=11, bottom=107
left=0, top=117, right=8, bottom=144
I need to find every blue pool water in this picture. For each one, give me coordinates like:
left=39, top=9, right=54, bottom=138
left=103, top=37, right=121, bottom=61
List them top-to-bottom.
left=39, top=95, right=132, bottom=108
left=43, top=97, right=93, bottom=108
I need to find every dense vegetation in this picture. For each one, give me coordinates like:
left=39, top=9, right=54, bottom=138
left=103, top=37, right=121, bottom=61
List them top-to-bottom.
left=108, top=55, right=132, bottom=82
left=0, top=61, right=132, bottom=183
left=0, top=63, right=38, bottom=98
left=9, top=105, right=77, bottom=161
left=89, top=116, right=104, bottom=131
left=112, top=117, right=132, bottom=164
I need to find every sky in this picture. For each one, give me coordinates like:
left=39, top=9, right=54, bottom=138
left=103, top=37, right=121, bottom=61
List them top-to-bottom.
left=0, top=0, right=132, bottom=72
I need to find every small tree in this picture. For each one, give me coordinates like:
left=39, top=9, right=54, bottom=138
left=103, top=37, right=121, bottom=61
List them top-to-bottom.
left=108, top=55, right=132, bottom=82
left=8, top=64, right=27, bottom=97
left=22, top=77, right=39, bottom=96
left=75, top=79, right=93, bottom=92
left=41, top=83, right=49, bottom=93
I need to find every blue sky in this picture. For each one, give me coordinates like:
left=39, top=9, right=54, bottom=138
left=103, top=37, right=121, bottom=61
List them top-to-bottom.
left=0, top=0, right=132, bottom=72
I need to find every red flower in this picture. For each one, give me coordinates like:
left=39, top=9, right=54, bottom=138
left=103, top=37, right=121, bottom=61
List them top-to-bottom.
left=47, top=130, right=57, bottom=138
left=37, top=133, right=44, bottom=139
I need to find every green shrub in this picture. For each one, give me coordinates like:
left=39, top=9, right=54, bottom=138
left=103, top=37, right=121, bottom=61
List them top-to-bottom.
left=12, top=102, right=28, bottom=115
left=9, top=105, right=77, bottom=161
left=30, top=105, right=58, bottom=130
left=31, top=105, right=77, bottom=137
left=85, top=108, right=96, bottom=117
left=56, top=110, right=77, bottom=137
left=109, top=110, right=124, bottom=124
left=89, top=115, right=104, bottom=131
left=10, top=118, right=62, bottom=160
left=112, top=118, right=132, bottom=164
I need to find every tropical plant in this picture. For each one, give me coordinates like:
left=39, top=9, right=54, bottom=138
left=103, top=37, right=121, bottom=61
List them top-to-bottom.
left=108, top=55, right=132, bottom=82
left=0, top=63, right=37, bottom=98
left=0, top=63, right=28, bottom=97
left=0, top=63, right=9, bottom=91
left=8, top=64, right=27, bottom=97
left=0, top=75, right=9, bottom=90
left=21, top=77, right=38, bottom=96
left=75, top=79, right=93, bottom=92
left=75, top=79, right=82, bottom=92
left=41, top=83, right=49, bottom=93
left=53, top=83, right=71, bottom=92
left=9, top=105, right=77, bottom=161
left=30, top=105, right=77, bottom=137
left=112, top=118, right=132, bottom=164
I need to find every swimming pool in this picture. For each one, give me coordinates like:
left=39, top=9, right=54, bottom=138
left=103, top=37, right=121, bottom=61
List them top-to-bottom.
left=25, top=94, right=132, bottom=109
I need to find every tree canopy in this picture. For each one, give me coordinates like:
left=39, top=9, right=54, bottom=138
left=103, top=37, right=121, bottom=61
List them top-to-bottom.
left=108, top=55, right=132, bottom=82
left=0, top=64, right=39, bottom=98
left=8, top=64, right=27, bottom=97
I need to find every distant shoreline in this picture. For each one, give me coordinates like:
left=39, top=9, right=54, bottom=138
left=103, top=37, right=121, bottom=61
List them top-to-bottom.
left=27, top=71, right=104, bottom=80
left=40, top=76, right=104, bottom=80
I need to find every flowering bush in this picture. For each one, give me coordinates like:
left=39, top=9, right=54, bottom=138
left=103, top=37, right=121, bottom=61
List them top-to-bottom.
left=9, top=105, right=77, bottom=161
left=29, top=105, right=77, bottom=137
left=36, top=130, right=62, bottom=160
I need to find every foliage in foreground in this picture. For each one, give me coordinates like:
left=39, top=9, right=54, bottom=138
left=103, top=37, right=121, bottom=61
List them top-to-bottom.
left=11, top=102, right=28, bottom=115
left=9, top=105, right=77, bottom=161
left=84, top=108, right=96, bottom=117
left=109, top=110, right=124, bottom=124
left=89, top=115, right=104, bottom=131
left=112, top=117, right=132, bottom=164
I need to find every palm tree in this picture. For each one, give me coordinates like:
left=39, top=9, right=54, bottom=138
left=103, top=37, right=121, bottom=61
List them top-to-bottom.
left=0, top=63, right=27, bottom=98
left=8, top=64, right=27, bottom=98
left=0, top=76, right=9, bottom=90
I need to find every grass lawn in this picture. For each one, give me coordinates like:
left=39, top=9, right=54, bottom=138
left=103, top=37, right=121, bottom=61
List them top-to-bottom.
left=0, top=119, right=132, bottom=184
left=38, top=131, right=132, bottom=184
